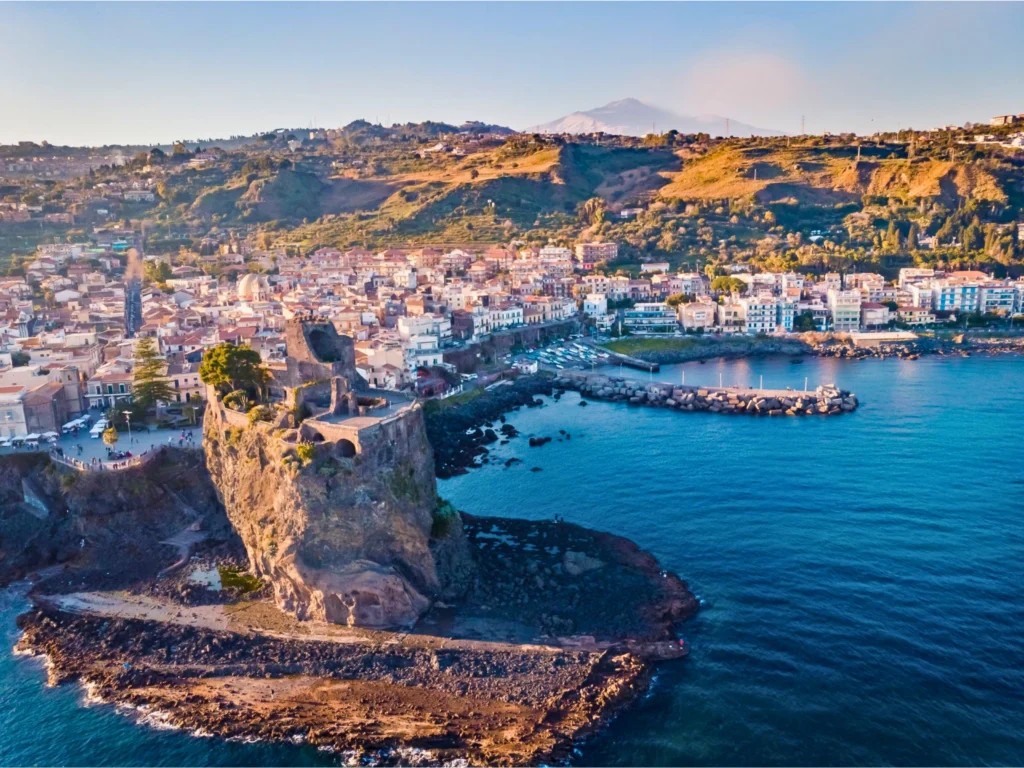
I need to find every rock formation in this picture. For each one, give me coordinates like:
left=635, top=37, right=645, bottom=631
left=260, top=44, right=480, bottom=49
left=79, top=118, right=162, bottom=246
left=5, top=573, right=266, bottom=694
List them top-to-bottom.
left=204, top=318, right=471, bottom=629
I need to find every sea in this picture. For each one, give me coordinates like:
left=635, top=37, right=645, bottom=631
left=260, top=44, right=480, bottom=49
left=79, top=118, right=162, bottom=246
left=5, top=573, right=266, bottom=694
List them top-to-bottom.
left=3, top=355, right=1024, bottom=766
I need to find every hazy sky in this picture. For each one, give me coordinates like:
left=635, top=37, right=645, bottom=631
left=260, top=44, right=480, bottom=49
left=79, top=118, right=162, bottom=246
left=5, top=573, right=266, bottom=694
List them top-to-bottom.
left=3, top=2, right=1023, bottom=145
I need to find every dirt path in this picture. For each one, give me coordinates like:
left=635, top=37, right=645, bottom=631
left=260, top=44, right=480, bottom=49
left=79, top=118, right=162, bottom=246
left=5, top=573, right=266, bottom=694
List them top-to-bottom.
left=43, top=590, right=565, bottom=655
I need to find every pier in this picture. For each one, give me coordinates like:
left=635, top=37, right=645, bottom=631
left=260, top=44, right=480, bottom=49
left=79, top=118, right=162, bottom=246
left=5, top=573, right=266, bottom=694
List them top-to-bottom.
left=579, top=340, right=660, bottom=373
left=554, top=370, right=858, bottom=416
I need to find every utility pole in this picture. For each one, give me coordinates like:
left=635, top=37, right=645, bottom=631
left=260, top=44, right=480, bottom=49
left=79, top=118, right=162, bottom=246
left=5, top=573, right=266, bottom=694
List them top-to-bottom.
left=801, top=115, right=806, bottom=135
left=725, top=118, right=730, bottom=137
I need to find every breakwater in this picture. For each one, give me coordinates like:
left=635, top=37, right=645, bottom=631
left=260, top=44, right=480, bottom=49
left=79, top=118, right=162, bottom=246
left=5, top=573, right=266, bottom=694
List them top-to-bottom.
left=554, top=370, right=858, bottom=416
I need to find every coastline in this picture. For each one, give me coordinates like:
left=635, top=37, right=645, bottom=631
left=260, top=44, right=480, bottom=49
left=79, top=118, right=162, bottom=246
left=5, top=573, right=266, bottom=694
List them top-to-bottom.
left=599, top=333, right=1024, bottom=366
left=9, top=509, right=697, bottom=766
left=14, top=606, right=653, bottom=766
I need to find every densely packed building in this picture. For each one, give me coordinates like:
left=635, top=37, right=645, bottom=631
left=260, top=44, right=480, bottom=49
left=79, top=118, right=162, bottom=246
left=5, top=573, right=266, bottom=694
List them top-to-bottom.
left=3, top=226, right=1024, bottom=435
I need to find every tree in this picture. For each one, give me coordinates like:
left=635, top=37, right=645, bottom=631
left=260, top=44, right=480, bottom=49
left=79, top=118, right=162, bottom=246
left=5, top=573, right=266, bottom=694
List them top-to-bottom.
left=469, top=168, right=479, bottom=180
left=578, top=197, right=606, bottom=226
left=905, top=221, right=920, bottom=250
left=144, top=260, right=172, bottom=285
left=711, top=276, right=746, bottom=294
left=666, top=293, right=691, bottom=308
left=793, top=311, right=817, bottom=332
left=132, top=337, right=175, bottom=414
left=199, top=343, right=269, bottom=399
left=11, top=351, right=30, bottom=367
left=102, top=426, right=119, bottom=448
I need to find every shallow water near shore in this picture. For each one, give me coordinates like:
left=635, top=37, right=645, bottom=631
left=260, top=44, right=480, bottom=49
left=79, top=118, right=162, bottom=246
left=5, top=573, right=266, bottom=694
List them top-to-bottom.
left=3, top=355, right=1024, bottom=766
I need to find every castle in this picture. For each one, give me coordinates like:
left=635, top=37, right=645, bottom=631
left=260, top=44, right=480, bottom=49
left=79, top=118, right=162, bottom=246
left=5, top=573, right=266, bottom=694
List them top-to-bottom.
left=203, top=318, right=470, bottom=628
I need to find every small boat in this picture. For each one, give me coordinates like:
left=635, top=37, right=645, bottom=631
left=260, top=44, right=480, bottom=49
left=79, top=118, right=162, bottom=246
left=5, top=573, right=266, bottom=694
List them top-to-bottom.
left=789, top=358, right=804, bottom=365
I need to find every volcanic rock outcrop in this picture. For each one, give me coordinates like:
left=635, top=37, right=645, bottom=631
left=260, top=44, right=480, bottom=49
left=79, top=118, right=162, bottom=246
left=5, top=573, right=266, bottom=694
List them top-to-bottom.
left=204, top=318, right=471, bottom=628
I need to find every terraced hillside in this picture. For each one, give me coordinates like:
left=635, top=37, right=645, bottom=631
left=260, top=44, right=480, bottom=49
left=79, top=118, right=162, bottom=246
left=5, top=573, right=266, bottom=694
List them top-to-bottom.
left=658, top=144, right=1013, bottom=206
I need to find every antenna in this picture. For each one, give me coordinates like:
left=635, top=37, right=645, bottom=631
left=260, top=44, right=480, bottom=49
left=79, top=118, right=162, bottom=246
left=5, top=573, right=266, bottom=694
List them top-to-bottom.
left=801, top=115, right=806, bottom=135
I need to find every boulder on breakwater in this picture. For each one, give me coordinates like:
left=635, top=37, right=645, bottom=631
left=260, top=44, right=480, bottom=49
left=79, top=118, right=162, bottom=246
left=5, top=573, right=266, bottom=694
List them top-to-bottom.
left=553, top=372, right=858, bottom=417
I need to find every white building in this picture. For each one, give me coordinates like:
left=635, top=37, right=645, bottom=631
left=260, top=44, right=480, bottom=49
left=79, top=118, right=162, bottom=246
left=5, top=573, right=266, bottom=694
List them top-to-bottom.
left=931, top=281, right=979, bottom=314
left=978, top=283, right=1017, bottom=315
left=827, top=289, right=863, bottom=332
left=582, top=293, right=608, bottom=318
left=738, top=295, right=793, bottom=334
left=622, top=302, right=677, bottom=332
left=0, top=386, right=28, bottom=438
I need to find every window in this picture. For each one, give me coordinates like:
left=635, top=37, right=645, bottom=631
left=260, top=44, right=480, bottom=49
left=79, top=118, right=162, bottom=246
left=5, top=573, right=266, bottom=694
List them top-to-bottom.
left=119, top=384, right=126, bottom=393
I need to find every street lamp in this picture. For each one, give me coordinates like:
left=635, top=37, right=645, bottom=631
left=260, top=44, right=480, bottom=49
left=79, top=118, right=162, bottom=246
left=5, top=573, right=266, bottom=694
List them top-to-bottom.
left=122, top=411, right=132, bottom=444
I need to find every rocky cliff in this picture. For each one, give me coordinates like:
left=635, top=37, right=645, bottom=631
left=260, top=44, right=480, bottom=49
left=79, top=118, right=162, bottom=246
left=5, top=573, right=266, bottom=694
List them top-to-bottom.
left=204, top=398, right=471, bottom=629
left=0, top=449, right=231, bottom=588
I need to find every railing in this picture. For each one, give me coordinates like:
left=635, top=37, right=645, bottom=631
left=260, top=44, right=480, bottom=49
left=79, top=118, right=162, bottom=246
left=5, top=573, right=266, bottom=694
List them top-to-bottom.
left=50, top=446, right=183, bottom=473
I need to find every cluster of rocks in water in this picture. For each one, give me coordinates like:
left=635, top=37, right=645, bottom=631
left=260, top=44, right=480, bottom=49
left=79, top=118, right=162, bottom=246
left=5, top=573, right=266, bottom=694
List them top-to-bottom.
left=814, top=343, right=921, bottom=360
left=555, top=372, right=858, bottom=417
left=424, top=375, right=555, bottom=478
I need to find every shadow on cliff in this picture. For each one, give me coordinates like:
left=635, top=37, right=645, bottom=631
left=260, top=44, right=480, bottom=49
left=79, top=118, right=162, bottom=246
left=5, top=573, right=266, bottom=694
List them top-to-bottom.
left=0, top=449, right=239, bottom=590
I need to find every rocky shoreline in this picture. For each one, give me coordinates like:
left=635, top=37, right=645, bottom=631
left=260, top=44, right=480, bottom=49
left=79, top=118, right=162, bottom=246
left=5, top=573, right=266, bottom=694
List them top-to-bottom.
left=812, top=335, right=1024, bottom=360
left=556, top=372, right=858, bottom=417
left=424, top=375, right=556, bottom=478
left=12, top=511, right=696, bottom=766
left=16, top=606, right=650, bottom=766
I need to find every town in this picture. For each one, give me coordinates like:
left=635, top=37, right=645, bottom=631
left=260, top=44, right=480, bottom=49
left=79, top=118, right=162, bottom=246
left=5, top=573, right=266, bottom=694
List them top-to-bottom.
left=2, top=227, right=1024, bottom=446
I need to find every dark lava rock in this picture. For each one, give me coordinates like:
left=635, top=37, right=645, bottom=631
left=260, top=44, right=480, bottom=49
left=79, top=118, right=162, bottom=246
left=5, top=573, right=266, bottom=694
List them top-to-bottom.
left=425, top=375, right=555, bottom=479
left=528, top=436, right=552, bottom=448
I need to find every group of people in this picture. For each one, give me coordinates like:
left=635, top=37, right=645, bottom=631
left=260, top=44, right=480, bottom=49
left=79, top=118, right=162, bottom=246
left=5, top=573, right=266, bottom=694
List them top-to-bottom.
left=167, top=429, right=197, bottom=448
left=61, top=450, right=151, bottom=471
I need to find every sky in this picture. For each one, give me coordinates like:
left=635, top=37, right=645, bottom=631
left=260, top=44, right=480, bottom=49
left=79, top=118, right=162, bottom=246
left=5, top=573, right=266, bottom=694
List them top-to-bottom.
left=2, top=2, right=1024, bottom=146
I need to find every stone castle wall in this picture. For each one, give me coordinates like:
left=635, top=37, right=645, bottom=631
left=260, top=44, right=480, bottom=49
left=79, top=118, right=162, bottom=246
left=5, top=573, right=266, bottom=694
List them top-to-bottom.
left=203, top=320, right=471, bottom=629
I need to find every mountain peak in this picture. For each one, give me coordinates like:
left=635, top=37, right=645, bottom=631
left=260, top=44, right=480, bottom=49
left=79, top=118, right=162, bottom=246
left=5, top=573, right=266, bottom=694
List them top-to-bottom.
left=602, top=97, right=648, bottom=109
left=528, top=99, right=782, bottom=138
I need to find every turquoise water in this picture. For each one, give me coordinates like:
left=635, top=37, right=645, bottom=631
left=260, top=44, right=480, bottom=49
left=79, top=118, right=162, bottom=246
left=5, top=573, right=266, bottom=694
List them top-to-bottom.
left=3, top=356, right=1023, bottom=765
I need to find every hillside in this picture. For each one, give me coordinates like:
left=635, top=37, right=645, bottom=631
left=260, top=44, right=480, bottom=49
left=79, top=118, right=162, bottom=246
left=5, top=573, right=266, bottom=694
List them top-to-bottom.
left=5, top=127, right=1023, bottom=276
left=279, top=142, right=680, bottom=248
left=658, top=144, right=1013, bottom=207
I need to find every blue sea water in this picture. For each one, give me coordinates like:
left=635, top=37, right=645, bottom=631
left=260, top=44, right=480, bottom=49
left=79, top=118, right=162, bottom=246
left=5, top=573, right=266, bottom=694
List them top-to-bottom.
left=3, top=356, right=1024, bottom=766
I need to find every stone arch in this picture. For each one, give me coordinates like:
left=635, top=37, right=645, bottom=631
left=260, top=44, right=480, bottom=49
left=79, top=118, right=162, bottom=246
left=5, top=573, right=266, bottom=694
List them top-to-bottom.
left=300, top=424, right=325, bottom=443
left=337, top=439, right=356, bottom=458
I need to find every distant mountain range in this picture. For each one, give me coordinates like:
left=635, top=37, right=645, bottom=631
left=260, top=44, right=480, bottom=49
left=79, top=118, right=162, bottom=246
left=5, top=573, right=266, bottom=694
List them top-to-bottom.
left=527, top=98, right=783, bottom=138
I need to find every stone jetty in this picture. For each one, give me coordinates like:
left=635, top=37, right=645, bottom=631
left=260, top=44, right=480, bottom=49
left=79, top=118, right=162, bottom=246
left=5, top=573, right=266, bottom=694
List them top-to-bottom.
left=553, top=371, right=858, bottom=417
